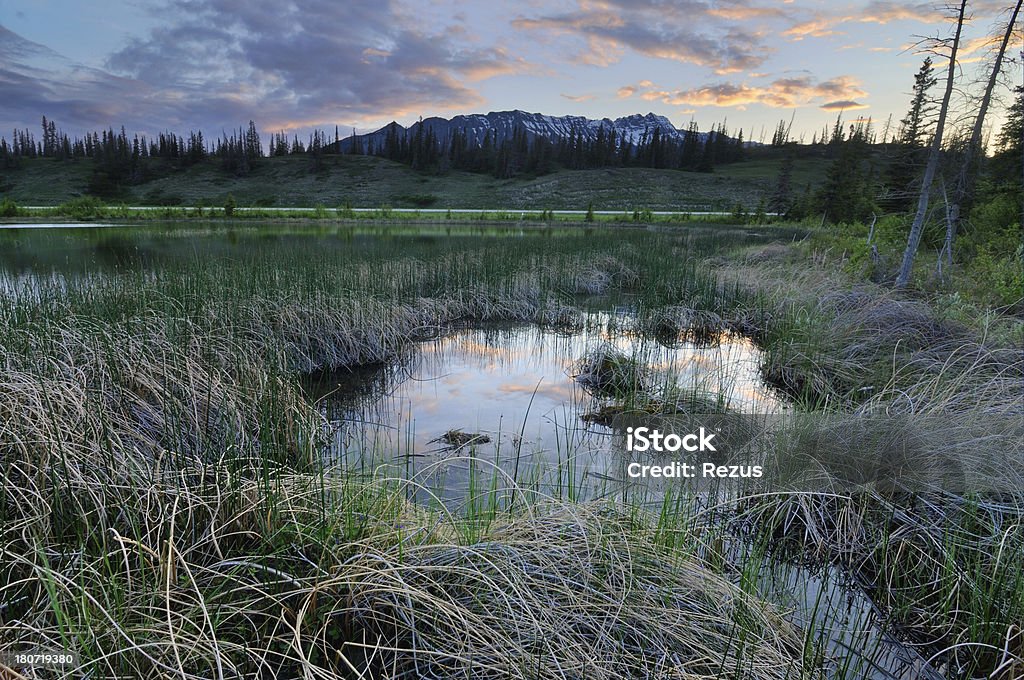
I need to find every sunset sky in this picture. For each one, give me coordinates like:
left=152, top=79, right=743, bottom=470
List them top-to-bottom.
left=2, top=0, right=1021, bottom=142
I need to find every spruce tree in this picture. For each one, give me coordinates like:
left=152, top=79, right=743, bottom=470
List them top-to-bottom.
left=886, top=58, right=937, bottom=211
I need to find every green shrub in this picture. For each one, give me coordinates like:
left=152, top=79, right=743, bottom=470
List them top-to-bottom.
left=971, top=193, right=1020, bottom=237
left=224, top=194, right=237, bottom=217
left=0, top=196, right=18, bottom=217
left=57, top=196, right=106, bottom=219
left=753, top=198, right=767, bottom=225
left=731, top=202, right=747, bottom=222
left=632, top=208, right=653, bottom=223
left=970, top=243, right=1024, bottom=308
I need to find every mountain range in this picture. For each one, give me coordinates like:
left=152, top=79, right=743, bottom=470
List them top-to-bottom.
left=338, top=110, right=715, bottom=153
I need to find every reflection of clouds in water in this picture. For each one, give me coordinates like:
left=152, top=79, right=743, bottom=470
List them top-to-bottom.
left=322, top=314, right=786, bottom=499
left=647, top=338, right=768, bottom=402
left=439, top=374, right=466, bottom=389
left=497, top=381, right=575, bottom=403
left=738, top=386, right=774, bottom=407
left=413, top=397, right=442, bottom=416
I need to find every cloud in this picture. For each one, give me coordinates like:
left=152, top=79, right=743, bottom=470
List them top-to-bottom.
left=0, top=0, right=529, bottom=135
left=512, top=0, right=776, bottom=74
left=857, top=1, right=936, bottom=24
left=782, top=2, right=943, bottom=42
left=706, top=5, right=792, bottom=20
left=782, top=18, right=843, bottom=40
left=0, top=25, right=190, bottom=134
left=627, top=75, right=868, bottom=110
left=616, top=85, right=637, bottom=99
left=561, top=93, right=596, bottom=102
left=820, top=100, right=869, bottom=110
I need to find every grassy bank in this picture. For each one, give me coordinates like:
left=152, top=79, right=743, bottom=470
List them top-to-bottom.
left=0, top=154, right=820, bottom=211
left=1, top=198, right=777, bottom=226
left=2, top=222, right=1021, bottom=678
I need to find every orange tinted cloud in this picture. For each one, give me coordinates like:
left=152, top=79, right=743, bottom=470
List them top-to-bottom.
left=783, top=2, right=941, bottom=42
left=783, top=18, right=842, bottom=40
left=626, top=75, right=868, bottom=110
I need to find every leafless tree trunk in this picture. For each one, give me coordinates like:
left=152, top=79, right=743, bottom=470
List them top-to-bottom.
left=895, top=0, right=969, bottom=288
left=943, top=1, right=1023, bottom=267
left=938, top=181, right=954, bottom=277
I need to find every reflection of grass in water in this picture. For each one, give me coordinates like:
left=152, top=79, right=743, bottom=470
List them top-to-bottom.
left=2, top=224, right=1023, bottom=677
left=571, top=344, right=648, bottom=397
left=429, top=428, right=492, bottom=450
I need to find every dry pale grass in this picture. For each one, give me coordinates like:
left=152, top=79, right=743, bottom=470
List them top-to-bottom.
left=705, top=242, right=1024, bottom=675
left=708, top=244, right=1024, bottom=412
left=1, top=260, right=817, bottom=678
left=2, top=436, right=816, bottom=679
left=325, top=504, right=811, bottom=680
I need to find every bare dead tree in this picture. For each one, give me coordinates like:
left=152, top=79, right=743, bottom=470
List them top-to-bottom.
left=896, top=0, right=970, bottom=288
left=942, top=1, right=1024, bottom=272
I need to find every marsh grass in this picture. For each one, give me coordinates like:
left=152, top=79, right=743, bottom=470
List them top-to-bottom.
left=2, top=222, right=1023, bottom=678
left=703, top=242, right=1024, bottom=675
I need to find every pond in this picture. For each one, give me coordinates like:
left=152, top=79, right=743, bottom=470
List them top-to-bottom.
left=306, top=310, right=786, bottom=504
left=305, top=314, right=939, bottom=679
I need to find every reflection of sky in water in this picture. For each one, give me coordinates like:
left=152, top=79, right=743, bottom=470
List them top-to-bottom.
left=314, top=313, right=785, bottom=502
left=312, top=334, right=926, bottom=678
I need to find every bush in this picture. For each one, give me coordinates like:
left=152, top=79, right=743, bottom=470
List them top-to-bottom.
left=224, top=194, right=237, bottom=217
left=0, top=196, right=18, bottom=217
left=57, top=196, right=106, bottom=219
left=731, top=202, right=747, bottom=223
left=632, top=208, right=653, bottom=223
left=969, top=243, right=1024, bottom=308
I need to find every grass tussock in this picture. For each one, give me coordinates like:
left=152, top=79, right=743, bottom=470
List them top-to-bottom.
left=701, top=239, right=1024, bottom=674
left=711, top=246, right=1024, bottom=411
left=647, top=305, right=727, bottom=347
left=571, top=345, right=648, bottom=396
left=2, top=433, right=813, bottom=678
left=333, top=505, right=810, bottom=679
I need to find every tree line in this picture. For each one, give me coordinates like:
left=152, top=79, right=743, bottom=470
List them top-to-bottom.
left=775, top=0, right=1021, bottom=290
left=0, top=114, right=751, bottom=188
left=366, top=120, right=747, bottom=178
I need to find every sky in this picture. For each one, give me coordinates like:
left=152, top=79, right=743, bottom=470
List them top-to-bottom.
left=1, top=0, right=1021, bottom=143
